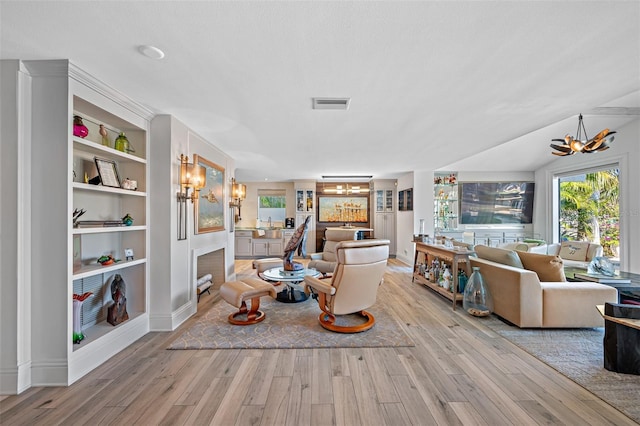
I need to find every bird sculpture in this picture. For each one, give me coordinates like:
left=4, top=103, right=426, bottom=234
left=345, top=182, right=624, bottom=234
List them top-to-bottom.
left=550, top=114, right=616, bottom=156
left=201, top=188, right=219, bottom=203
left=282, top=216, right=311, bottom=271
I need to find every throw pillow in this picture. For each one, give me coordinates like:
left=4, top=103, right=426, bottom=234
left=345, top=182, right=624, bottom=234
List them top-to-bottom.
left=558, top=241, right=590, bottom=261
left=474, top=245, right=524, bottom=269
left=516, top=251, right=566, bottom=282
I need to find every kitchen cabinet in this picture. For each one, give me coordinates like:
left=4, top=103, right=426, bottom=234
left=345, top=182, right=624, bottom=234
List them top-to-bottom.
left=235, top=230, right=253, bottom=257
left=253, top=239, right=283, bottom=257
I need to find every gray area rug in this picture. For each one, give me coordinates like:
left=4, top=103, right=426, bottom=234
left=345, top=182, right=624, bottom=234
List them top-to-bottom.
left=168, top=294, right=415, bottom=350
left=483, top=315, right=640, bottom=423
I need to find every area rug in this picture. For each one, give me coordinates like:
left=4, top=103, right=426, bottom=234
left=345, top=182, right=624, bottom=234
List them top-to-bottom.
left=168, top=295, right=415, bottom=350
left=483, top=315, right=640, bottom=423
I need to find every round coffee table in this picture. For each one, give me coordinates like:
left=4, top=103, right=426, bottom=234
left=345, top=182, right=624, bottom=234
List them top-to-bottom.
left=262, top=267, right=321, bottom=303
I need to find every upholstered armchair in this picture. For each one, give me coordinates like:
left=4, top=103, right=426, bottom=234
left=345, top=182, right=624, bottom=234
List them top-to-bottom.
left=307, top=228, right=359, bottom=275
left=303, top=239, right=390, bottom=333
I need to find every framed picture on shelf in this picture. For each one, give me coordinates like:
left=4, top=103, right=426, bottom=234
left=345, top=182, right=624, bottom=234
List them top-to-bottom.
left=194, top=154, right=225, bottom=234
left=94, top=157, right=121, bottom=188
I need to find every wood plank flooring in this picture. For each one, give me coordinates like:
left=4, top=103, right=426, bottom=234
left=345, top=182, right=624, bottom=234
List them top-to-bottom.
left=1, top=259, right=637, bottom=425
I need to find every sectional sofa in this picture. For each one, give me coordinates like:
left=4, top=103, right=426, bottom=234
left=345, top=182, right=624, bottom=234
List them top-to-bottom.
left=469, top=245, right=617, bottom=328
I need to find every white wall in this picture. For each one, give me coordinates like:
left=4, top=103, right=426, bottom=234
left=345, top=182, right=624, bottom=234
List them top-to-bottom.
left=1, top=60, right=33, bottom=394
left=150, top=115, right=236, bottom=331
left=533, top=118, right=640, bottom=273
left=396, top=172, right=420, bottom=265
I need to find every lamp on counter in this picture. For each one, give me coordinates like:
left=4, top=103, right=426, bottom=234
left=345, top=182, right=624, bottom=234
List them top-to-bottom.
left=550, top=114, right=616, bottom=156
left=177, top=154, right=206, bottom=240
left=230, top=177, right=246, bottom=223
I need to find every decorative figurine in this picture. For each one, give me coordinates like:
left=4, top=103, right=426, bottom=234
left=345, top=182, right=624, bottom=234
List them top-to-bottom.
left=73, top=115, right=89, bottom=138
left=99, top=124, right=110, bottom=147
left=121, top=178, right=137, bottom=191
left=72, top=208, right=86, bottom=227
left=122, top=213, right=134, bottom=226
left=282, top=216, right=311, bottom=271
left=124, top=248, right=134, bottom=261
left=97, top=254, right=118, bottom=266
left=107, top=274, right=129, bottom=326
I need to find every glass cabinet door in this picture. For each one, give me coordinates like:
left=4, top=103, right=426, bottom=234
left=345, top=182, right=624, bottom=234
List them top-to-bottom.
left=296, top=190, right=304, bottom=212
left=376, top=190, right=384, bottom=212
left=385, top=190, right=394, bottom=211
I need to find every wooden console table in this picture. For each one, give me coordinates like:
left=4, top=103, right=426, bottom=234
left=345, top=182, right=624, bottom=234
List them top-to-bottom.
left=412, top=242, right=475, bottom=310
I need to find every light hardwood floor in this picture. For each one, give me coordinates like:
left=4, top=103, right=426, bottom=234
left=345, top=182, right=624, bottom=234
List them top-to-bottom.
left=1, top=259, right=637, bottom=425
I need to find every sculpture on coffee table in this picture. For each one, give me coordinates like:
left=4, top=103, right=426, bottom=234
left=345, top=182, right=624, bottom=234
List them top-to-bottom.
left=283, top=216, right=311, bottom=271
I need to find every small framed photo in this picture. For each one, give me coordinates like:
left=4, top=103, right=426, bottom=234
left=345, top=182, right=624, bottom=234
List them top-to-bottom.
left=94, top=157, right=121, bottom=188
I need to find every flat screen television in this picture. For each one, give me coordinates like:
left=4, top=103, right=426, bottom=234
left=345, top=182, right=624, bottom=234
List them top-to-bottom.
left=459, top=182, right=535, bottom=224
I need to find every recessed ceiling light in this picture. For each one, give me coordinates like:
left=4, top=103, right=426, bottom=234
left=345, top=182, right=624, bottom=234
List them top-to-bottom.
left=138, top=45, right=165, bottom=60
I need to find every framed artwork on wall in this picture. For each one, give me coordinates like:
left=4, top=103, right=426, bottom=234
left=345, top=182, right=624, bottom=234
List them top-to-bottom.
left=194, top=154, right=225, bottom=234
left=318, top=196, right=368, bottom=223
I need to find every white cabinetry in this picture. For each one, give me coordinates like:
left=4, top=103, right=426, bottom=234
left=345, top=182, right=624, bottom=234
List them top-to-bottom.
left=27, top=60, right=151, bottom=385
left=434, top=173, right=459, bottom=233
left=372, top=182, right=396, bottom=255
left=295, top=183, right=316, bottom=254
left=235, top=230, right=253, bottom=257
left=253, top=239, right=283, bottom=257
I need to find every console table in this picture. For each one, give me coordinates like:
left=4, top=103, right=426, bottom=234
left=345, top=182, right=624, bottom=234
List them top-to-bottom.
left=412, top=242, right=475, bottom=310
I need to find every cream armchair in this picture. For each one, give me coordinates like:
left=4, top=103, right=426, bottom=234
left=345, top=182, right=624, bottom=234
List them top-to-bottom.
left=307, top=228, right=359, bottom=275
left=303, top=239, right=390, bottom=333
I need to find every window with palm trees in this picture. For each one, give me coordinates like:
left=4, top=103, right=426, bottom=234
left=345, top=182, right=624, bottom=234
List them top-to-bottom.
left=558, top=168, right=619, bottom=260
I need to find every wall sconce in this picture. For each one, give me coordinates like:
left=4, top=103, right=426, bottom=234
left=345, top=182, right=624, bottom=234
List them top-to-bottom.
left=177, top=154, right=206, bottom=240
left=229, top=177, right=246, bottom=223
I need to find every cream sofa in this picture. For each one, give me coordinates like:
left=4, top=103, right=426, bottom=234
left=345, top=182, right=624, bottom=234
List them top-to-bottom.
left=470, top=245, right=617, bottom=328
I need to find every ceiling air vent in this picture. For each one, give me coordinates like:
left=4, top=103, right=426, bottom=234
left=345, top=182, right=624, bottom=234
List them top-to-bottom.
left=312, top=97, right=351, bottom=110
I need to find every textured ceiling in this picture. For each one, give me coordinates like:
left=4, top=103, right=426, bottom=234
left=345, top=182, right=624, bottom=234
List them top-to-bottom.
left=2, top=1, right=639, bottom=182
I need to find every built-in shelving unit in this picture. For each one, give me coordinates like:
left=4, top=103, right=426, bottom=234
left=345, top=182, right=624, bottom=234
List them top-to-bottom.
left=27, top=60, right=152, bottom=386
left=70, top=92, right=149, bottom=358
left=434, top=172, right=459, bottom=233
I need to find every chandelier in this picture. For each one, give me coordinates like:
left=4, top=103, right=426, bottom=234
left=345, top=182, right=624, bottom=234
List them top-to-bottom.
left=550, top=114, right=616, bottom=156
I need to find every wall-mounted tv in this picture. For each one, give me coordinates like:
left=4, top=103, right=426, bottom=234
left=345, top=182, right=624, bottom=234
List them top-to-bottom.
left=459, top=182, right=535, bottom=225
left=318, top=196, right=368, bottom=223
